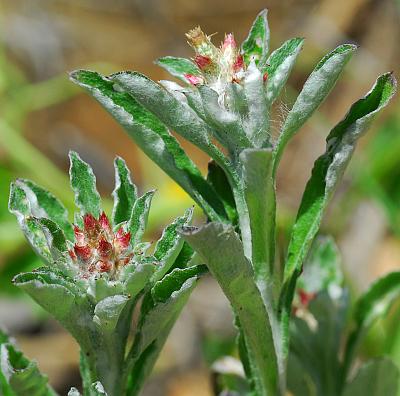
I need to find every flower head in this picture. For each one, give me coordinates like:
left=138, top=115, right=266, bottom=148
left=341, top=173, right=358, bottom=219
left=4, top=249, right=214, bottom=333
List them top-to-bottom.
left=184, top=27, right=246, bottom=96
left=71, top=211, right=132, bottom=279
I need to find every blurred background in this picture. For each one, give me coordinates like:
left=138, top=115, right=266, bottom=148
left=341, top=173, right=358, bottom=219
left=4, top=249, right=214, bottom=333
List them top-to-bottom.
left=0, top=0, right=399, bottom=395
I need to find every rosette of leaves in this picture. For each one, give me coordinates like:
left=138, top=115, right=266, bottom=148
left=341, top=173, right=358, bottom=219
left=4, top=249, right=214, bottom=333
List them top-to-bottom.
left=70, top=9, right=397, bottom=396
left=7, top=152, right=205, bottom=396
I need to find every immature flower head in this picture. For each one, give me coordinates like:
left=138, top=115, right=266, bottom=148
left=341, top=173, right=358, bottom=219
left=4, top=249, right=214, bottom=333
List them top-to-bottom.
left=184, top=27, right=246, bottom=96
left=71, top=211, right=132, bottom=278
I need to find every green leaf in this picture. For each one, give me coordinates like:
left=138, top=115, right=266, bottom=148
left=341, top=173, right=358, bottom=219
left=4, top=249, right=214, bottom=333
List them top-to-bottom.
left=241, top=9, right=270, bottom=66
left=264, top=38, right=304, bottom=105
left=273, top=44, right=357, bottom=172
left=155, top=56, right=201, bottom=82
left=242, top=63, right=270, bottom=148
left=70, top=70, right=227, bottom=222
left=109, top=72, right=229, bottom=170
left=279, top=72, right=397, bottom=355
left=197, top=85, right=251, bottom=152
left=239, top=149, right=276, bottom=285
left=69, top=151, right=101, bottom=217
left=112, top=157, right=138, bottom=226
left=207, top=160, right=237, bottom=224
left=15, top=179, right=73, bottom=240
left=9, top=183, right=52, bottom=263
left=128, top=190, right=155, bottom=245
left=151, top=208, right=193, bottom=282
left=33, top=218, right=76, bottom=277
left=182, top=222, right=280, bottom=396
left=297, top=236, right=343, bottom=297
left=122, top=262, right=155, bottom=298
left=151, top=265, right=207, bottom=303
left=128, top=266, right=203, bottom=376
left=13, top=270, right=96, bottom=351
left=343, top=271, right=400, bottom=378
left=290, top=292, right=349, bottom=396
left=93, top=295, right=130, bottom=333
left=0, top=330, right=56, bottom=396
left=287, top=353, right=317, bottom=396
left=342, top=358, right=399, bottom=396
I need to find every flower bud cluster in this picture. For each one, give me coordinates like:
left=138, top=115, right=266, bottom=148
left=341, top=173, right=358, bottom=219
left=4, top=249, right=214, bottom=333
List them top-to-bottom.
left=184, top=27, right=246, bottom=92
left=69, top=212, right=132, bottom=278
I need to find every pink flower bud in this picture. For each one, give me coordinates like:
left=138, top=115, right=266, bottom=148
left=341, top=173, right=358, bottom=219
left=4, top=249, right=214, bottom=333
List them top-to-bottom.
left=222, top=33, right=237, bottom=50
left=233, top=54, right=244, bottom=72
left=194, top=55, right=212, bottom=70
left=263, top=71, right=268, bottom=82
left=184, top=74, right=204, bottom=86
left=99, top=211, right=111, bottom=232
left=83, top=213, right=98, bottom=235
left=74, top=225, right=85, bottom=245
left=115, top=228, right=131, bottom=250
left=98, top=238, right=113, bottom=258
left=74, top=244, right=92, bottom=261
left=69, top=249, right=77, bottom=261
left=97, top=261, right=112, bottom=273
left=298, top=289, right=316, bottom=307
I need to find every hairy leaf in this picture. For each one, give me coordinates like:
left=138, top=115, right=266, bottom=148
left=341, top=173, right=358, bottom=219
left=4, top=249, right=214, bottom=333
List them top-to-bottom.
left=241, top=9, right=270, bottom=66
left=265, top=38, right=304, bottom=105
left=274, top=44, right=357, bottom=171
left=155, top=56, right=200, bottom=82
left=243, top=63, right=270, bottom=148
left=70, top=70, right=226, bottom=222
left=280, top=72, right=397, bottom=355
left=239, top=149, right=276, bottom=285
left=69, top=151, right=101, bottom=218
left=112, top=156, right=138, bottom=225
left=15, top=179, right=73, bottom=240
left=9, top=183, right=51, bottom=263
left=128, top=190, right=155, bottom=245
left=152, top=208, right=193, bottom=282
left=182, top=223, right=280, bottom=396
left=0, top=331, right=56, bottom=396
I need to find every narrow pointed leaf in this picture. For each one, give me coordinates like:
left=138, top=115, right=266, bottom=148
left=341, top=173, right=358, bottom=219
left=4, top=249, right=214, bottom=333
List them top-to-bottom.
left=241, top=9, right=270, bottom=65
left=264, top=38, right=304, bottom=105
left=274, top=44, right=357, bottom=172
left=155, top=56, right=201, bottom=82
left=243, top=63, right=270, bottom=147
left=70, top=70, right=227, bottom=222
left=110, top=72, right=229, bottom=164
left=279, top=72, right=397, bottom=354
left=239, top=149, right=276, bottom=283
left=69, top=151, right=101, bottom=217
left=112, top=156, right=138, bottom=225
left=207, top=160, right=237, bottom=224
left=15, top=179, right=73, bottom=240
left=9, top=183, right=52, bottom=263
left=128, top=190, right=155, bottom=245
left=152, top=208, right=193, bottom=282
left=34, top=217, right=76, bottom=277
left=182, top=222, right=280, bottom=396
left=131, top=266, right=203, bottom=358
left=343, top=271, right=400, bottom=376
left=0, top=334, right=56, bottom=396
left=342, top=358, right=399, bottom=396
